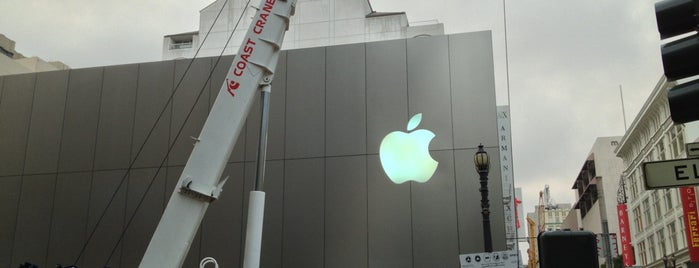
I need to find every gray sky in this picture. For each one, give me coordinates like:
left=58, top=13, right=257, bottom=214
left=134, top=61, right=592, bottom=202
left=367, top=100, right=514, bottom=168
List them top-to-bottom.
left=1, top=0, right=664, bottom=254
left=373, top=0, right=663, bottom=212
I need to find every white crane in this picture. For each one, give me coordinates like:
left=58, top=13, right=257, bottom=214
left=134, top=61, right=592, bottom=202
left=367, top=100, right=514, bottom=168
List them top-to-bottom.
left=139, top=0, right=297, bottom=267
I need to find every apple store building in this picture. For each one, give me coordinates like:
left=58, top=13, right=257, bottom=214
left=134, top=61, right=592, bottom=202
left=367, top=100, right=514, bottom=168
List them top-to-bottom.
left=0, top=31, right=505, bottom=267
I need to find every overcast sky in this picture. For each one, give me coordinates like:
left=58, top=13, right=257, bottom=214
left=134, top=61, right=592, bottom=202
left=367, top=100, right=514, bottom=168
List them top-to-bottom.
left=1, top=0, right=664, bottom=257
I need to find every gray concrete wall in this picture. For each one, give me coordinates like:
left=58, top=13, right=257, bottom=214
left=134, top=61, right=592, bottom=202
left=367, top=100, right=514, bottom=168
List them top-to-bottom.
left=0, top=31, right=503, bottom=268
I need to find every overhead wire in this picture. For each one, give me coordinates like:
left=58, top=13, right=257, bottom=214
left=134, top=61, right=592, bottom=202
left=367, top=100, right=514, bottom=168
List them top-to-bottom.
left=72, top=0, right=251, bottom=265
left=102, top=0, right=255, bottom=265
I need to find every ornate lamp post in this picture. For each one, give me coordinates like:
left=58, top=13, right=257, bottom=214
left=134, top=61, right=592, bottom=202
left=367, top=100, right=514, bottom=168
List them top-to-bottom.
left=474, top=144, right=493, bottom=252
left=663, top=254, right=676, bottom=268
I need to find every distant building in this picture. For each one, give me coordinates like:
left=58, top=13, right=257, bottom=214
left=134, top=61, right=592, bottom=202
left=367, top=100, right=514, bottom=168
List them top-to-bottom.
left=162, top=0, right=444, bottom=60
left=0, top=34, right=68, bottom=75
left=616, top=76, right=699, bottom=268
left=565, top=136, right=624, bottom=266
left=527, top=203, right=572, bottom=233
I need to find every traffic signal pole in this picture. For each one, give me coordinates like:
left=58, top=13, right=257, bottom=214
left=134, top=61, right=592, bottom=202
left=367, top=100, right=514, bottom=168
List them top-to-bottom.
left=655, top=0, right=699, bottom=124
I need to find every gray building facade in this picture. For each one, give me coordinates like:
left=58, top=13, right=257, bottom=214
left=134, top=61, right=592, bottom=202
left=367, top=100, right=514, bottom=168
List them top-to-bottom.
left=0, top=31, right=503, bottom=268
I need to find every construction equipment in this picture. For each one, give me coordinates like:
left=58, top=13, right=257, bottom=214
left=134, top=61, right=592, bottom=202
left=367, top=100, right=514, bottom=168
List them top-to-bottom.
left=139, top=0, right=297, bottom=267
left=542, top=184, right=558, bottom=210
left=537, top=191, right=546, bottom=233
left=527, top=216, right=538, bottom=268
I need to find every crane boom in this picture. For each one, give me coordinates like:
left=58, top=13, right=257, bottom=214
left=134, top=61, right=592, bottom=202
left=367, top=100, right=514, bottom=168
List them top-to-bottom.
left=140, top=0, right=296, bottom=266
left=527, top=216, right=537, bottom=268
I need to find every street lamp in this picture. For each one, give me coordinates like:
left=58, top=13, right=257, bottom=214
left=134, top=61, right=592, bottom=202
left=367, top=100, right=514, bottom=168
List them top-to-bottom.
left=474, top=144, right=493, bottom=252
left=663, top=254, right=676, bottom=268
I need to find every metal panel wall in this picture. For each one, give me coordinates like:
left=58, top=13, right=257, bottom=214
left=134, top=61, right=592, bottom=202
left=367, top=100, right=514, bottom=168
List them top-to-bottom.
left=0, top=31, right=502, bottom=267
left=449, top=32, right=499, bottom=148
left=407, top=36, right=454, bottom=151
left=366, top=39, right=409, bottom=155
left=325, top=44, right=366, bottom=156
left=285, top=48, right=326, bottom=159
left=267, top=52, right=287, bottom=161
left=169, top=58, right=212, bottom=166
left=132, top=61, right=174, bottom=168
left=93, top=65, right=138, bottom=171
left=58, top=68, right=103, bottom=173
left=23, top=70, right=69, bottom=174
left=0, top=73, right=35, bottom=176
left=0, top=76, right=3, bottom=107
left=455, top=147, right=506, bottom=253
left=411, top=151, right=459, bottom=268
left=367, top=154, right=413, bottom=268
left=325, top=155, right=368, bottom=268
left=283, top=158, right=325, bottom=268
left=260, top=160, right=285, bottom=268
left=201, top=162, right=245, bottom=268
left=121, top=168, right=167, bottom=267
left=83, top=170, right=127, bottom=268
left=46, top=172, right=91, bottom=266
left=11, top=174, right=56, bottom=268
left=0, top=177, right=21, bottom=267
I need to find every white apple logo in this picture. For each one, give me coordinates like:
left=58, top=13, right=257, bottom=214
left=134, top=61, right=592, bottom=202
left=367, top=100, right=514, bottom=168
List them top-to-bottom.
left=379, top=113, right=438, bottom=184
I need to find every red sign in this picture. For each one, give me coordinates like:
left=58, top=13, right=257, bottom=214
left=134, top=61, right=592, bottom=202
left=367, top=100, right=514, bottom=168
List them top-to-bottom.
left=681, top=186, right=699, bottom=262
left=515, top=197, right=522, bottom=228
left=617, top=204, right=634, bottom=267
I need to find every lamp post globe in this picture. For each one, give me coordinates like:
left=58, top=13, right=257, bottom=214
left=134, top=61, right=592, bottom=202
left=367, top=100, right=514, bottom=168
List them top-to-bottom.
left=474, top=144, right=492, bottom=252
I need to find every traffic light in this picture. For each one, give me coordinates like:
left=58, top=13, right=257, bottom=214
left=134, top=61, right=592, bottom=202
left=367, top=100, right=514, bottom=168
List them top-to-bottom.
left=655, top=0, right=699, bottom=123
left=537, top=230, right=599, bottom=268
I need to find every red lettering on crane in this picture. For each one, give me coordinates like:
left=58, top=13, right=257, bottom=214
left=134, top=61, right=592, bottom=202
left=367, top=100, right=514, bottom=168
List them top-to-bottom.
left=227, top=0, right=275, bottom=98
left=226, top=79, right=240, bottom=96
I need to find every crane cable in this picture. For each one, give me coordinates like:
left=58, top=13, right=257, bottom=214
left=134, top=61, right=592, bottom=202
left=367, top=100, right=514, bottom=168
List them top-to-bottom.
left=71, top=0, right=252, bottom=265
left=102, top=0, right=255, bottom=266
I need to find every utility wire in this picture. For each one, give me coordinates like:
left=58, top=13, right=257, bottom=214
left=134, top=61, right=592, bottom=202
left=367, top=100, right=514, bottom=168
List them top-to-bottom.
left=73, top=0, right=238, bottom=265
left=102, top=0, right=254, bottom=266
left=503, top=0, right=512, bottom=106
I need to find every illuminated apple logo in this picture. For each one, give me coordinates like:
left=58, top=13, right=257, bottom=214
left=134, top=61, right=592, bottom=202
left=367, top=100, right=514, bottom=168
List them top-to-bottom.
left=379, top=113, right=438, bottom=184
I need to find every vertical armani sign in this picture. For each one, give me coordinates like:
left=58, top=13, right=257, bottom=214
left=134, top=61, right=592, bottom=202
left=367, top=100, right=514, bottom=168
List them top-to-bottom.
left=497, top=106, right=517, bottom=251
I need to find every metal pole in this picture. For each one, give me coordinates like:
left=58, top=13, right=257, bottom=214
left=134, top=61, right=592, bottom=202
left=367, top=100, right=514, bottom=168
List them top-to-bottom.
left=242, top=85, right=271, bottom=268
left=254, top=86, right=271, bottom=191
left=480, top=171, right=493, bottom=252
left=602, top=220, right=612, bottom=268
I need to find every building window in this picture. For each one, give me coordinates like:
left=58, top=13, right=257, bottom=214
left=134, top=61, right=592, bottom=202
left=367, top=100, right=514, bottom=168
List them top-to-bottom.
left=168, top=35, right=195, bottom=50
left=170, top=41, right=193, bottom=50
left=669, top=125, right=685, bottom=157
left=656, top=139, right=667, bottom=161
left=630, top=172, right=639, bottom=200
left=665, top=189, right=673, bottom=211
left=653, top=191, right=662, bottom=220
left=643, top=198, right=652, bottom=226
left=634, top=206, right=643, bottom=233
left=679, top=216, right=688, bottom=248
left=668, top=222, right=678, bottom=251
left=658, top=229, right=666, bottom=256
left=648, top=234, right=656, bottom=261
left=639, top=240, right=648, bottom=265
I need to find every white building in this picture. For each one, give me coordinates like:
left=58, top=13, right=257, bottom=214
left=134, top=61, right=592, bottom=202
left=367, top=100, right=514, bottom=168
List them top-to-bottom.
left=162, top=0, right=444, bottom=60
left=0, top=34, right=69, bottom=75
left=616, top=76, right=699, bottom=268
left=562, top=136, right=624, bottom=267
left=527, top=203, right=572, bottom=233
